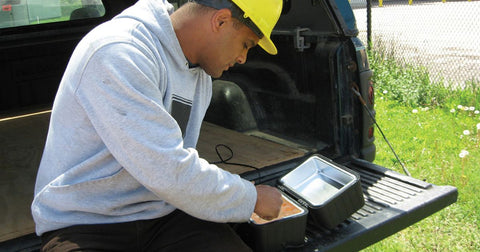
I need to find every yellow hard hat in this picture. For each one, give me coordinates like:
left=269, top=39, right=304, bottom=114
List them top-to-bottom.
left=193, top=0, right=283, bottom=55
left=230, top=0, right=282, bottom=55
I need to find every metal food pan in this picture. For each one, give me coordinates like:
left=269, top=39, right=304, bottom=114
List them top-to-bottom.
left=278, top=155, right=364, bottom=229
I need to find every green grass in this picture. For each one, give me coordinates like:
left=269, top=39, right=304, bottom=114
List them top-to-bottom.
left=361, top=49, right=480, bottom=251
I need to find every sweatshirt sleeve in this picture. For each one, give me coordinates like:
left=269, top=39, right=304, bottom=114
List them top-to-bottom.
left=73, top=42, right=257, bottom=223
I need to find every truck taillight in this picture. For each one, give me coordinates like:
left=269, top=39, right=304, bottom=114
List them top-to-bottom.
left=368, top=80, right=374, bottom=105
left=368, top=126, right=374, bottom=139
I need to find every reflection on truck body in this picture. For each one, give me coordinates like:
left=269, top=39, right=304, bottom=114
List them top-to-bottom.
left=0, top=0, right=104, bottom=28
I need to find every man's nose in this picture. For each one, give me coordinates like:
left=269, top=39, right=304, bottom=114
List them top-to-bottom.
left=236, top=50, right=248, bottom=64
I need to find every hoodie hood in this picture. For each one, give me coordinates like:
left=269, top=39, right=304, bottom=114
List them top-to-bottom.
left=114, top=0, right=188, bottom=71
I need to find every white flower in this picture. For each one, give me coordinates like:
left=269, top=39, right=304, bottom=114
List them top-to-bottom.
left=383, top=90, right=388, bottom=94
left=457, top=105, right=463, bottom=109
left=462, top=106, right=469, bottom=111
left=421, top=107, right=429, bottom=111
left=469, top=107, right=475, bottom=111
left=412, top=109, right=418, bottom=113
left=450, top=109, right=456, bottom=113
left=475, top=110, right=479, bottom=115
left=477, top=123, right=480, bottom=131
left=463, top=130, right=471, bottom=135
left=459, top=150, right=469, bottom=158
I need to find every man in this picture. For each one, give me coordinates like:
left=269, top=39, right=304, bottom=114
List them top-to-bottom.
left=31, top=0, right=283, bottom=251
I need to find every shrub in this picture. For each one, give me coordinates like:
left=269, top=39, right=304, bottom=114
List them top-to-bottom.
left=368, top=44, right=479, bottom=108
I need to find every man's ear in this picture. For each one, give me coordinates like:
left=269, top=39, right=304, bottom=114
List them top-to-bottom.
left=211, top=8, right=232, bottom=33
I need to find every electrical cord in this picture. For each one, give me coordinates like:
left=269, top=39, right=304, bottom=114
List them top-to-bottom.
left=351, top=83, right=411, bottom=177
left=211, top=144, right=262, bottom=182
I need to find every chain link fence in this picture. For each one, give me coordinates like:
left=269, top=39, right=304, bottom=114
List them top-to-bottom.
left=351, top=0, right=480, bottom=88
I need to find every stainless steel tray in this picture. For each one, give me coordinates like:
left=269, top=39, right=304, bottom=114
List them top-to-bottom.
left=278, top=155, right=364, bottom=228
left=279, top=156, right=358, bottom=206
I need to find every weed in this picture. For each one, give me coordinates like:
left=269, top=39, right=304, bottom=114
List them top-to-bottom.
left=368, top=43, right=480, bottom=109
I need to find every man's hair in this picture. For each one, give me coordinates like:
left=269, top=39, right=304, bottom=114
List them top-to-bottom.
left=188, top=0, right=263, bottom=38
left=185, top=1, right=216, bottom=14
left=185, top=1, right=246, bottom=32
left=231, top=18, right=244, bottom=30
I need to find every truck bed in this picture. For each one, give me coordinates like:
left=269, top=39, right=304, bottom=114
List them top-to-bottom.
left=0, top=112, right=457, bottom=251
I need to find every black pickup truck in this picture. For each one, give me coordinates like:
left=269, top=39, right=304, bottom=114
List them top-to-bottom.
left=0, top=0, right=457, bottom=251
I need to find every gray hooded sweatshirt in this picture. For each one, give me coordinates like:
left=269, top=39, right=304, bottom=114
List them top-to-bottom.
left=31, top=0, right=256, bottom=236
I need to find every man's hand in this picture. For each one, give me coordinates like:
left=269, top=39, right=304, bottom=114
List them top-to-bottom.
left=254, top=185, right=282, bottom=220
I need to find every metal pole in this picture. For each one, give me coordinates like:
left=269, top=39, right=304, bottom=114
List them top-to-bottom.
left=367, top=0, right=372, bottom=50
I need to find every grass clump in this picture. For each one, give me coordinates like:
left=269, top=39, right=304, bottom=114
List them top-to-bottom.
left=368, top=46, right=479, bottom=109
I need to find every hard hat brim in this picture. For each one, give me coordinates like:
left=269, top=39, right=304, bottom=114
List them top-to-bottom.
left=258, top=37, right=278, bottom=55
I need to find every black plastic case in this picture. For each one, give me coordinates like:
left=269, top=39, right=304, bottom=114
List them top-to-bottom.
left=239, top=192, right=308, bottom=252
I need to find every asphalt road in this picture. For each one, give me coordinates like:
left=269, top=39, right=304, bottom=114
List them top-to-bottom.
left=351, top=0, right=480, bottom=87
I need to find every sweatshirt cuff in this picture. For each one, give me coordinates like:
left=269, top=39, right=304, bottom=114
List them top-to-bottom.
left=241, top=179, right=257, bottom=221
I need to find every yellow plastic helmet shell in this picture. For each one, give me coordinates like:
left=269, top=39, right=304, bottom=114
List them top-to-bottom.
left=231, top=0, right=282, bottom=55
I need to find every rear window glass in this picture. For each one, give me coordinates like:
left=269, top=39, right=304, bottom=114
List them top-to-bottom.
left=0, top=0, right=105, bottom=29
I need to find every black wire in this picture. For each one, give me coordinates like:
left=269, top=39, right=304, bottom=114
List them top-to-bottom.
left=351, top=84, right=411, bottom=177
left=211, top=144, right=261, bottom=182
left=211, top=144, right=233, bottom=163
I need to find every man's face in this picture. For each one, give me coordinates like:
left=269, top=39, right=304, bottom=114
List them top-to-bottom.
left=199, top=18, right=259, bottom=78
